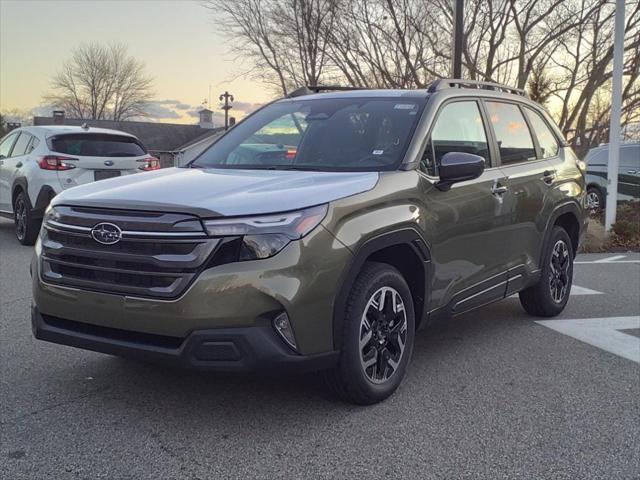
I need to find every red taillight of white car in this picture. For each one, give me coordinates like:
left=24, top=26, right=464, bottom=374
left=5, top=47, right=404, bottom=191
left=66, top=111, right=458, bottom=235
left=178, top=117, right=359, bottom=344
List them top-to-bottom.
left=38, top=155, right=78, bottom=171
left=137, top=156, right=160, bottom=171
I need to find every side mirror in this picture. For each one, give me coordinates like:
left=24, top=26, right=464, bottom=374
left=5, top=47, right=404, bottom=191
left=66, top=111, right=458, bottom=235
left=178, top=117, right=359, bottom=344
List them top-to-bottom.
left=436, top=152, right=485, bottom=191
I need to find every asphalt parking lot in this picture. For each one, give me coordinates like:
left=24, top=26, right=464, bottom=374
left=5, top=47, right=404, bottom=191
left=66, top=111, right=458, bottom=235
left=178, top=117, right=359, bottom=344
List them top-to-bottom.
left=1, top=217, right=639, bottom=480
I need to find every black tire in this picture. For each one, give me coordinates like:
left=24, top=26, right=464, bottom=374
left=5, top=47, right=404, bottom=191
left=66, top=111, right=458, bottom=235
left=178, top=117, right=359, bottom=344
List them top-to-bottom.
left=586, top=186, right=604, bottom=215
left=13, top=190, right=40, bottom=246
left=519, top=226, right=574, bottom=317
left=324, top=262, right=415, bottom=405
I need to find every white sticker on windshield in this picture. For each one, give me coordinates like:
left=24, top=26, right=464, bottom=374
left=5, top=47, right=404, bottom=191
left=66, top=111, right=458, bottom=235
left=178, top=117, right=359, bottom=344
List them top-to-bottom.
left=394, top=104, right=416, bottom=110
left=372, top=150, right=384, bottom=155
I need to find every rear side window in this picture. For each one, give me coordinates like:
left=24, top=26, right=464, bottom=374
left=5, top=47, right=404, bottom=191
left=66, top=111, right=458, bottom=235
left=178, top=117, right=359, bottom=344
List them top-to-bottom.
left=421, top=101, right=491, bottom=176
left=486, top=101, right=536, bottom=164
left=524, top=107, right=559, bottom=158
left=10, top=132, right=32, bottom=156
left=50, top=134, right=146, bottom=157
left=27, top=136, right=40, bottom=153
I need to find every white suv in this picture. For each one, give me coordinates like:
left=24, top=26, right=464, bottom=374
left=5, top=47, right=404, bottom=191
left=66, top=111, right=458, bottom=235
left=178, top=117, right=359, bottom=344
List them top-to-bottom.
left=0, top=125, right=159, bottom=244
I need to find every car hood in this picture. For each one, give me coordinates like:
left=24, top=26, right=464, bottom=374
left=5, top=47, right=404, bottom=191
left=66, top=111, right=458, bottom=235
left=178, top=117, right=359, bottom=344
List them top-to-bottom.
left=52, top=167, right=379, bottom=217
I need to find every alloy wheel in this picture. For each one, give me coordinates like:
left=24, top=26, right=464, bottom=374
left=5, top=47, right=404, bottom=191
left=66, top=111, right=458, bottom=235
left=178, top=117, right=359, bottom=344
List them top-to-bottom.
left=586, top=191, right=601, bottom=212
left=14, top=197, right=26, bottom=241
left=549, top=240, right=570, bottom=303
left=359, top=286, right=408, bottom=384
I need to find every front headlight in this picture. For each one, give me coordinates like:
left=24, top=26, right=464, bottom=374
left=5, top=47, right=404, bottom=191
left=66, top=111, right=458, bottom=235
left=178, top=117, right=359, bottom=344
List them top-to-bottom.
left=203, top=204, right=327, bottom=260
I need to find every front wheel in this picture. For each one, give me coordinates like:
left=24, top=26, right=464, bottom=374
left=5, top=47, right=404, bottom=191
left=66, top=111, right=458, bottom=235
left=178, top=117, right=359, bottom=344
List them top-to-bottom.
left=519, top=226, right=574, bottom=317
left=324, top=262, right=415, bottom=405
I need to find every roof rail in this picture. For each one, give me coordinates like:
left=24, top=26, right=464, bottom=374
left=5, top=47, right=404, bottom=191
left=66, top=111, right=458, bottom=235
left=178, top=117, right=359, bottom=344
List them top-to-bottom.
left=428, top=79, right=528, bottom=97
left=287, top=85, right=366, bottom=98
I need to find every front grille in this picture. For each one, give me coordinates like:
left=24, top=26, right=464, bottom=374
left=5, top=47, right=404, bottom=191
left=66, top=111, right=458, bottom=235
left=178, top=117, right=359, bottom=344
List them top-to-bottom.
left=40, top=206, right=220, bottom=299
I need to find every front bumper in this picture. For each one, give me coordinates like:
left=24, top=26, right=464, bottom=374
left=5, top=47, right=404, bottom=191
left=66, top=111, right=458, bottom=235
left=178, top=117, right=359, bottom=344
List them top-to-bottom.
left=32, top=224, right=352, bottom=355
left=32, top=306, right=339, bottom=372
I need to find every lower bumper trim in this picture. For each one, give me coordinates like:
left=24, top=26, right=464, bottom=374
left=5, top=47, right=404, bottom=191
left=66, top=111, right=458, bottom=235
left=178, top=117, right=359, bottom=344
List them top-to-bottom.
left=32, top=307, right=338, bottom=373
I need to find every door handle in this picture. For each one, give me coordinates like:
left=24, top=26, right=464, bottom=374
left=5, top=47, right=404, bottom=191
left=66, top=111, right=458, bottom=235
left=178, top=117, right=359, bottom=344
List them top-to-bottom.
left=15, top=161, right=23, bottom=168
left=628, top=169, right=638, bottom=174
left=542, top=170, right=556, bottom=184
left=491, top=184, right=508, bottom=196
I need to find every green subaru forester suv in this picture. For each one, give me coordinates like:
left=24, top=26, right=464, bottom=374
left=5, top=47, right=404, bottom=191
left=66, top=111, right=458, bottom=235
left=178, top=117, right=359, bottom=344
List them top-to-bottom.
left=31, top=80, right=587, bottom=404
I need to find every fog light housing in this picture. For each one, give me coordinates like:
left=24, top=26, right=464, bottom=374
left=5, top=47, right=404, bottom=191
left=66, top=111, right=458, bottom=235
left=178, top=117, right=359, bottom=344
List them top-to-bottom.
left=273, top=311, right=297, bottom=352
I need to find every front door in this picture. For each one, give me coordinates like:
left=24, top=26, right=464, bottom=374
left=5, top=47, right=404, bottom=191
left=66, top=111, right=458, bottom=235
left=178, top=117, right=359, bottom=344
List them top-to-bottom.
left=419, top=100, right=512, bottom=315
left=0, top=131, right=20, bottom=212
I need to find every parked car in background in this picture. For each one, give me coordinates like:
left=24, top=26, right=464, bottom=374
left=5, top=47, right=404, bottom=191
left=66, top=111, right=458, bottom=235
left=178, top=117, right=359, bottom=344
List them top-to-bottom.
left=0, top=125, right=159, bottom=244
left=584, top=142, right=640, bottom=213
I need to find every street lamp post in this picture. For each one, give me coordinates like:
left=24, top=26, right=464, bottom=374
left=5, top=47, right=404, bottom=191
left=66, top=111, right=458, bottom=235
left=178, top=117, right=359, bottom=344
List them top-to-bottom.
left=452, top=0, right=464, bottom=79
left=604, top=0, right=625, bottom=232
left=219, top=91, right=234, bottom=131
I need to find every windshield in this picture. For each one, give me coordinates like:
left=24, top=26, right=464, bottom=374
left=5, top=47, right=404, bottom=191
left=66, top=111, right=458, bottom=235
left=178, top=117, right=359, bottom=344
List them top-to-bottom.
left=192, top=97, right=426, bottom=171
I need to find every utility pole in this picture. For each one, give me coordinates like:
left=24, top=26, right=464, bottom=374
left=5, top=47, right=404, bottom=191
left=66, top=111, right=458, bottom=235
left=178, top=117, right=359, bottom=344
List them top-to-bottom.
left=452, top=0, right=464, bottom=79
left=605, top=0, right=625, bottom=232
left=219, top=91, right=234, bottom=131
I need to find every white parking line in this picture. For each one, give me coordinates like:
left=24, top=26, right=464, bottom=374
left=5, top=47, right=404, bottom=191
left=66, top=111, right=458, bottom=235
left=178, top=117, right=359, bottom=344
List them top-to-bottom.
left=593, top=255, right=627, bottom=263
left=575, top=259, right=640, bottom=264
left=508, top=284, right=603, bottom=298
left=570, top=285, right=603, bottom=295
left=536, top=316, right=640, bottom=363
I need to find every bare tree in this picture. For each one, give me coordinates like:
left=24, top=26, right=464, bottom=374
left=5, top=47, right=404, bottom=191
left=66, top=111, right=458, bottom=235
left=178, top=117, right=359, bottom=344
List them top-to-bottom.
left=205, top=0, right=640, bottom=152
left=46, top=43, right=154, bottom=121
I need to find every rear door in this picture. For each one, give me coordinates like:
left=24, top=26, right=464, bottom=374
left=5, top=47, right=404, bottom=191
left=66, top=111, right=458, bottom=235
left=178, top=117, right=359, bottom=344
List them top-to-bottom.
left=420, top=99, right=512, bottom=313
left=486, top=101, right=558, bottom=293
left=48, top=132, right=147, bottom=190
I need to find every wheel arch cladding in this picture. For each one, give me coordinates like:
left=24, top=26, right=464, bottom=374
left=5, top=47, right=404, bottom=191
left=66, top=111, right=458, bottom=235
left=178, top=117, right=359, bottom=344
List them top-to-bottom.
left=11, top=177, right=28, bottom=205
left=554, top=212, right=580, bottom=255
left=332, top=228, right=431, bottom=350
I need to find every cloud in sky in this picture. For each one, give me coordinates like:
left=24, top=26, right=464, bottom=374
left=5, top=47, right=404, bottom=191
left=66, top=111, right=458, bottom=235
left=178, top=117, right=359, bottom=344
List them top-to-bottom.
left=231, top=101, right=264, bottom=114
left=144, top=102, right=182, bottom=119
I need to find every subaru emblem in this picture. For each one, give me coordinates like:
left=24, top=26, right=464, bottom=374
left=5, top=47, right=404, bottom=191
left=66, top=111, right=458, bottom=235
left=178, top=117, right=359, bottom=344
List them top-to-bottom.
left=104, top=160, right=114, bottom=166
left=91, top=222, right=122, bottom=245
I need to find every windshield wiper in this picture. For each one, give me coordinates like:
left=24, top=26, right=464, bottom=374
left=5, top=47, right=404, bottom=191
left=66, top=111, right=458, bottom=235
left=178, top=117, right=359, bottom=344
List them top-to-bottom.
left=264, top=165, right=323, bottom=171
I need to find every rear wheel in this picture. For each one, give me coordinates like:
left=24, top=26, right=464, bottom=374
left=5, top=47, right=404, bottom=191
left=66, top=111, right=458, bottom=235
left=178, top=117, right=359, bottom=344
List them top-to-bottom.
left=13, top=191, right=40, bottom=246
left=519, top=226, right=574, bottom=317
left=325, top=262, right=415, bottom=405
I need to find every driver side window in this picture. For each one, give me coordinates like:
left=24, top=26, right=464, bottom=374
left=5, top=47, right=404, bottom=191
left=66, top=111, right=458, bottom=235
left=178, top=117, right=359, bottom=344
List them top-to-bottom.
left=421, top=101, right=491, bottom=176
left=0, top=132, right=18, bottom=159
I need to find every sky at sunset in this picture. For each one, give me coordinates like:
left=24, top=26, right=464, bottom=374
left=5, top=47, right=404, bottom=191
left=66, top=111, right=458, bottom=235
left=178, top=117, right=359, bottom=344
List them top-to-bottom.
left=0, top=0, right=272, bottom=125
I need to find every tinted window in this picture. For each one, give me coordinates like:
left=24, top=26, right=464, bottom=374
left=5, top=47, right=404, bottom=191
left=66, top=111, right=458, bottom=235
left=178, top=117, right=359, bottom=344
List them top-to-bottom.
left=193, top=98, right=425, bottom=171
left=421, top=101, right=490, bottom=176
left=486, top=101, right=536, bottom=164
left=525, top=108, right=559, bottom=158
left=0, top=132, right=18, bottom=158
left=11, top=133, right=32, bottom=157
left=50, top=134, right=146, bottom=157
left=621, top=146, right=639, bottom=168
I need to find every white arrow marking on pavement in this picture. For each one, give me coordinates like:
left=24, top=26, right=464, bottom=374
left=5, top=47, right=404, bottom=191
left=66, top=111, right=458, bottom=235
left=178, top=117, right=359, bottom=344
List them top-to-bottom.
left=536, top=316, right=640, bottom=363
